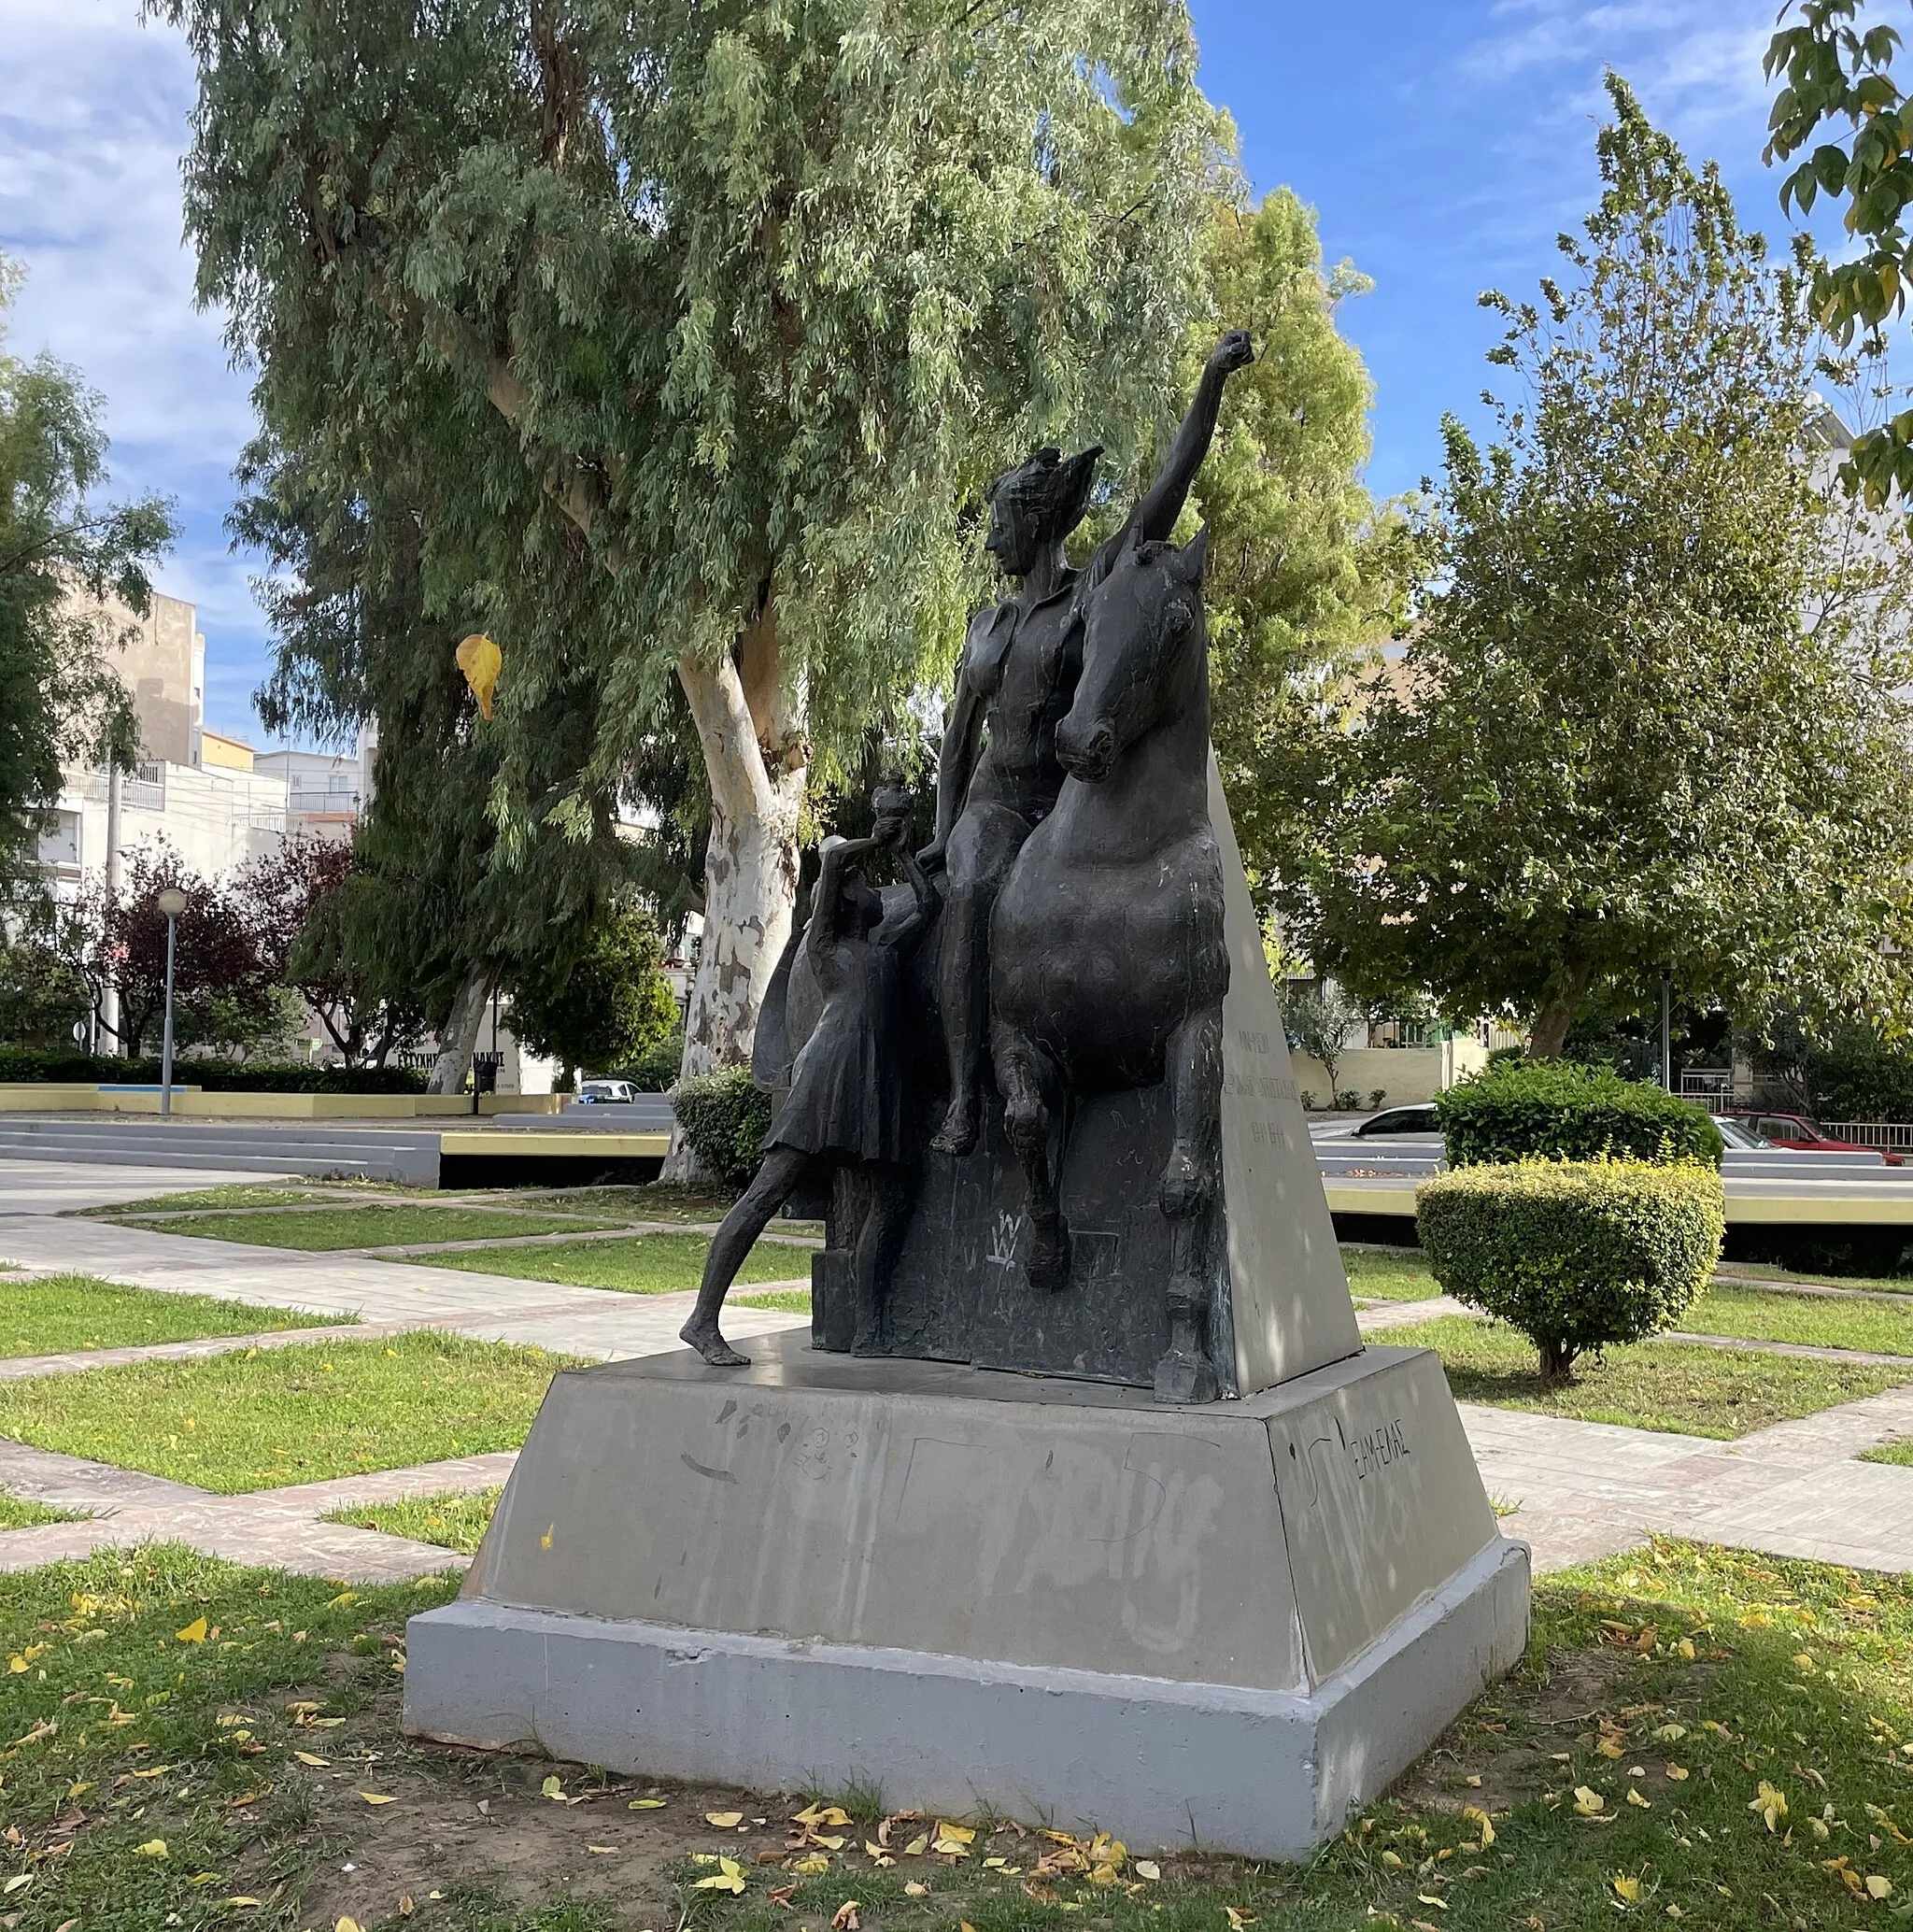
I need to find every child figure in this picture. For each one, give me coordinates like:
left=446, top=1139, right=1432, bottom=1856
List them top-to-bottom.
left=680, top=782, right=938, bottom=1367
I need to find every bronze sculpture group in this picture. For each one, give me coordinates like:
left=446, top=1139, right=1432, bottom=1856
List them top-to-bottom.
left=684, top=333, right=1257, bottom=1402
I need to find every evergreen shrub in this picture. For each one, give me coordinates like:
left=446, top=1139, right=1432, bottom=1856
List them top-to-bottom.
left=1435, top=1058, right=1722, bottom=1167
left=670, top=1067, right=772, bottom=1186
left=1416, top=1158, right=1725, bottom=1378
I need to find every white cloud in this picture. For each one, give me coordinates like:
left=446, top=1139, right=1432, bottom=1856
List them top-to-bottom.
left=0, top=0, right=276, bottom=742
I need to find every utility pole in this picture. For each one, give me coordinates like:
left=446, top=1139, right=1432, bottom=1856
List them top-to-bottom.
left=100, top=762, right=123, bottom=1055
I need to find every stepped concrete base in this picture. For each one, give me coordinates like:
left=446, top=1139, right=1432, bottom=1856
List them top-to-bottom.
left=404, top=1333, right=1530, bottom=1856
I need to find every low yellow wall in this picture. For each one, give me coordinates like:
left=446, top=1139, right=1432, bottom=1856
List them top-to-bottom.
left=1292, top=1039, right=1489, bottom=1109
left=0, top=1085, right=565, bottom=1120
left=438, top=1129, right=671, bottom=1158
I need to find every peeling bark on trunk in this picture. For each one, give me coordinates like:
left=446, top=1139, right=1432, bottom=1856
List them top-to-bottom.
left=665, top=596, right=806, bottom=1181
left=1527, top=954, right=1594, bottom=1060
left=429, top=959, right=499, bottom=1095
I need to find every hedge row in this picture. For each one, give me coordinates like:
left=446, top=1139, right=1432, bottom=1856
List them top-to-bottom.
left=0, top=1049, right=429, bottom=1095
left=1434, top=1058, right=1722, bottom=1168
left=670, top=1066, right=772, bottom=1186
left=1416, top=1158, right=1725, bottom=1378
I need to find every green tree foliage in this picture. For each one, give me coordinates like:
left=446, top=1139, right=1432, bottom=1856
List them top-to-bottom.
left=162, top=0, right=1226, bottom=1087
left=1765, top=2, right=1913, bottom=507
left=1288, top=79, right=1913, bottom=1057
left=1179, top=192, right=1423, bottom=886
left=0, top=256, right=174, bottom=900
left=238, top=441, right=639, bottom=1090
left=505, top=903, right=678, bottom=1087
left=0, top=936, right=89, bottom=1049
left=1281, top=981, right=1361, bottom=1103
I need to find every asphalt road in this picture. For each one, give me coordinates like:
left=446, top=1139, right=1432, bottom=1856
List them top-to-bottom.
left=1309, top=1124, right=1913, bottom=1198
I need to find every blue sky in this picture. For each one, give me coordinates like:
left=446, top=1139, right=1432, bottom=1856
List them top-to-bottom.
left=0, top=0, right=1809, bottom=743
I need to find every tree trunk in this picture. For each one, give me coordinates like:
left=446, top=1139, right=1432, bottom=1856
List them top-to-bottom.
left=664, top=597, right=806, bottom=1181
left=1527, top=954, right=1594, bottom=1059
left=428, top=959, right=498, bottom=1095
left=1537, top=1337, right=1578, bottom=1382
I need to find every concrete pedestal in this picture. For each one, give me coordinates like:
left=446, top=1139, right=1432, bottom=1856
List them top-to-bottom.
left=404, top=1334, right=1529, bottom=1856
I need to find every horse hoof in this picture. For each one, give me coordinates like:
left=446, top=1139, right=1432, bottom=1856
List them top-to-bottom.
left=929, top=1107, right=978, bottom=1158
left=1027, top=1221, right=1070, bottom=1293
left=679, top=1318, right=751, bottom=1369
left=1154, top=1347, right=1220, bottom=1405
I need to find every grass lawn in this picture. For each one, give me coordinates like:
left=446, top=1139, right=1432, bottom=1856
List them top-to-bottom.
left=83, top=1180, right=413, bottom=1215
left=509, top=1182, right=743, bottom=1223
left=114, top=1202, right=620, bottom=1250
left=416, top=1229, right=815, bottom=1293
left=1342, top=1244, right=1444, bottom=1301
left=1716, top=1258, right=1913, bottom=1296
left=0, top=1272, right=347, bottom=1358
left=1679, top=1283, right=1913, bottom=1356
left=732, top=1286, right=813, bottom=1314
left=1389, top=1314, right=1913, bottom=1437
left=0, top=1331, right=578, bottom=1491
left=1862, top=1438, right=1913, bottom=1467
left=327, top=1485, right=501, bottom=1555
left=0, top=1487, right=86, bottom=1529
left=3, top=1538, right=1913, bottom=1928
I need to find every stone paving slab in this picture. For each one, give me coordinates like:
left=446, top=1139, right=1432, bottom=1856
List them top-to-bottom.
left=0, top=1159, right=299, bottom=1216
left=7, top=1202, right=1913, bottom=1585
left=0, top=1321, right=416, bottom=1382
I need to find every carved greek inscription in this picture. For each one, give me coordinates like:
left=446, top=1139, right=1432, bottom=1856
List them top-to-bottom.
left=1237, top=1027, right=1273, bottom=1055
left=1349, top=1415, right=1410, bottom=1481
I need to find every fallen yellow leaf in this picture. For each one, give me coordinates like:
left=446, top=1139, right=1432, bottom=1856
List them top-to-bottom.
left=457, top=634, right=503, bottom=720
left=175, top=1618, right=207, bottom=1644
left=293, top=1752, right=329, bottom=1768
left=1665, top=1764, right=1689, bottom=1782
left=1749, top=1781, right=1788, bottom=1832
left=1573, top=1787, right=1606, bottom=1816
left=1626, top=1788, right=1651, bottom=1809
left=358, top=1792, right=399, bottom=1806
left=630, top=1797, right=666, bottom=1810
left=1463, top=1805, right=1495, bottom=1846
left=707, top=1811, right=744, bottom=1828
left=936, top=1822, right=976, bottom=1845
left=902, top=1835, right=929, bottom=1856
left=134, top=1839, right=167, bottom=1857
left=587, top=1846, right=616, bottom=1855
left=793, top=1854, right=830, bottom=1876
left=1135, top=1859, right=1161, bottom=1880
left=1612, top=1874, right=1640, bottom=1903
left=1868, top=1876, right=1894, bottom=1900
left=1, top=1877, right=29, bottom=1896
left=903, top=1881, right=928, bottom=1897
left=831, top=1903, right=860, bottom=1931
left=1225, top=1910, right=1257, bottom=1930
left=336, top=1919, right=363, bottom=1932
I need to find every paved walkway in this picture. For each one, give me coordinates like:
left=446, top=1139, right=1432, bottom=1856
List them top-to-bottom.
left=4, top=1195, right=1913, bottom=1583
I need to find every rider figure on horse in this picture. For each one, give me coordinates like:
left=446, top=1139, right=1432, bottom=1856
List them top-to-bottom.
left=919, top=330, right=1256, bottom=1158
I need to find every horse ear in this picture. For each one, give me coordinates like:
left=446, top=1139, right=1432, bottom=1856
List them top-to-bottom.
left=1169, top=525, right=1211, bottom=585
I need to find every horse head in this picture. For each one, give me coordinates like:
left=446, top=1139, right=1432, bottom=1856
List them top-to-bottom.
left=1056, top=526, right=1209, bottom=784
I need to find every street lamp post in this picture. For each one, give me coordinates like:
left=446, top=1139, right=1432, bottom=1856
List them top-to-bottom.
left=155, top=887, right=190, bottom=1117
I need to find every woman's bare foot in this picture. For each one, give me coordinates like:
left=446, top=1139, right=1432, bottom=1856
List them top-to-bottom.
left=680, top=1316, right=750, bottom=1367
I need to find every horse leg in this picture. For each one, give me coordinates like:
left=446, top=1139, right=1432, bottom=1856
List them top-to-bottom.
left=1155, top=1001, right=1223, bottom=1404
left=993, top=1025, right=1070, bottom=1292
left=850, top=1161, right=915, bottom=1355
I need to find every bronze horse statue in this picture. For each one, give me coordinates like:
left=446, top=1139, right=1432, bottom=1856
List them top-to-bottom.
left=988, top=525, right=1229, bottom=1401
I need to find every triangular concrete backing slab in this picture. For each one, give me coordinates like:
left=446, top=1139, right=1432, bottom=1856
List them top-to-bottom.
left=1208, top=753, right=1364, bottom=1395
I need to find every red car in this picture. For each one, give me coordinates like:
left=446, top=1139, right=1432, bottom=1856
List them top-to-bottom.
left=1730, top=1111, right=1906, bottom=1167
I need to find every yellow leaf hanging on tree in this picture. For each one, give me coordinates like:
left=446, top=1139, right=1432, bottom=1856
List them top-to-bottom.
left=456, top=633, right=502, bottom=719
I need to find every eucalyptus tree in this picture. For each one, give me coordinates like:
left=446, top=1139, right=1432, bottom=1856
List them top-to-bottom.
left=162, top=0, right=1223, bottom=1081
left=1295, top=78, right=1913, bottom=1057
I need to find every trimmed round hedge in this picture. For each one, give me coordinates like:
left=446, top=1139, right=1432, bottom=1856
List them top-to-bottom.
left=1434, top=1058, right=1722, bottom=1168
left=669, top=1066, right=772, bottom=1187
left=1415, top=1158, right=1725, bottom=1379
